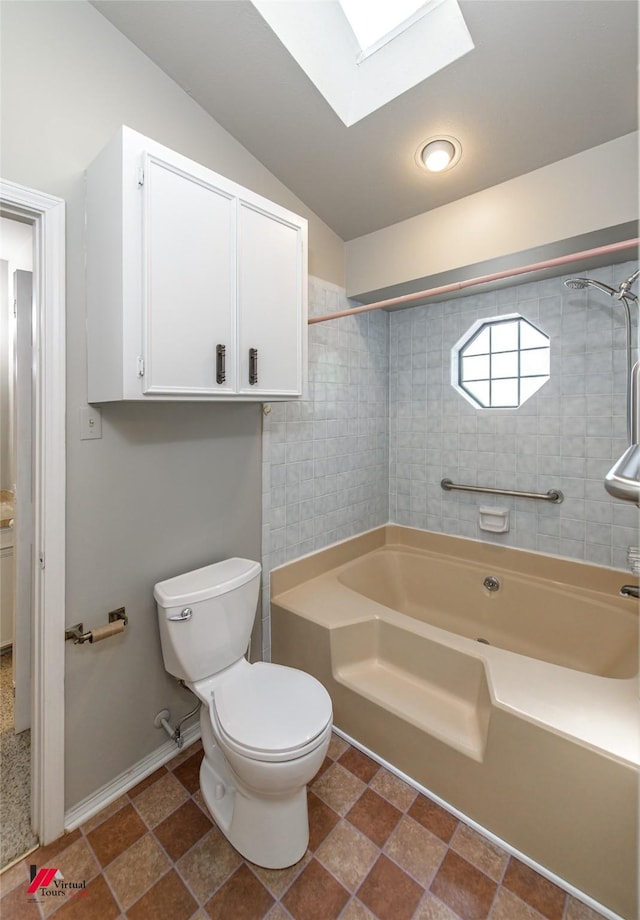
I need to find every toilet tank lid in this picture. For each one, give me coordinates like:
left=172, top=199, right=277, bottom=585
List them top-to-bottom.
left=154, top=558, right=261, bottom=607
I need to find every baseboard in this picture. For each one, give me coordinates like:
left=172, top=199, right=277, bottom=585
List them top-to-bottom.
left=64, top=723, right=201, bottom=832
left=332, top=726, right=624, bottom=920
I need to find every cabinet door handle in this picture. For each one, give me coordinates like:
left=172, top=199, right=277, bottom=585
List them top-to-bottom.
left=216, top=344, right=226, bottom=384
left=249, top=348, right=258, bottom=385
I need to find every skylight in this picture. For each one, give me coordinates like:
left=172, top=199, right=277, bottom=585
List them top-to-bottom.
left=252, top=0, right=473, bottom=127
left=339, top=0, right=429, bottom=57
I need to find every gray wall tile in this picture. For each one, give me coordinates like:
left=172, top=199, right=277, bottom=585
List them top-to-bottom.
left=262, top=263, right=639, bottom=660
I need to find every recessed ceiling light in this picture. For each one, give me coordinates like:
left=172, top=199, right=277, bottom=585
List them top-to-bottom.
left=415, top=135, right=462, bottom=173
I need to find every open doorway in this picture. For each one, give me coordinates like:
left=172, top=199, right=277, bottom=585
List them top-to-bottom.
left=0, top=180, right=66, bottom=861
left=0, top=217, right=38, bottom=865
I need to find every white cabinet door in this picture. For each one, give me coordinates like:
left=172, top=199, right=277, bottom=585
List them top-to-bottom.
left=87, top=127, right=307, bottom=401
left=142, top=154, right=236, bottom=396
left=237, top=200, right=304, bottom=396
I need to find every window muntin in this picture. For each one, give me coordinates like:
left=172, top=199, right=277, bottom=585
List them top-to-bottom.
left=452, top=314, right=550, bottom=409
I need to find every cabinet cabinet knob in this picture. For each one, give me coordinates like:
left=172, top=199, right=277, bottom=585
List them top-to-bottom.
left=216, top=344, right=226, bottom=384
left=249, top=348, right=258, bottom=385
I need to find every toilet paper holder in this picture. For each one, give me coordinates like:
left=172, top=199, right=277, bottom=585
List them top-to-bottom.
left=65, top=607, right=128, bottom=644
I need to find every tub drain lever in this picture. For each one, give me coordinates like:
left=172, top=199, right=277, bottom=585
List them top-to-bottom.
left=620, top=584, right=639, bottom=599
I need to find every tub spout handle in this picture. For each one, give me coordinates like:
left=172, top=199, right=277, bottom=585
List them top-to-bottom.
left=620, top=584, right=639, bottom=599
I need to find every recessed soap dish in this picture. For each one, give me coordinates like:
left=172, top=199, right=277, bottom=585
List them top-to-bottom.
left=479, top=506, right=510, bottom=533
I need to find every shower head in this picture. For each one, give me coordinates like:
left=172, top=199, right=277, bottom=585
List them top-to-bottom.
left=564, top=270, right=639, bottom=302
left=563, top=277, right=617, bottom=297
left=563, top=278, right=589, bottom=289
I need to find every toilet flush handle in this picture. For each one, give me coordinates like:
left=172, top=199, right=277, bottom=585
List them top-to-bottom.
left=168, top=607, right=193, bottom=622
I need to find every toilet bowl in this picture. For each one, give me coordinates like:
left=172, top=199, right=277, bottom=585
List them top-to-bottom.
left=154, top=558, right=333, bottom=869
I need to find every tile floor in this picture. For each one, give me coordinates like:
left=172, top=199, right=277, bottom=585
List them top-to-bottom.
left=0, top=733, right=608, bottom=920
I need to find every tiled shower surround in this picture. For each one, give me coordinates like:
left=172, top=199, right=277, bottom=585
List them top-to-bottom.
left=389, top=260, right=639, bottom=568
left=261, top=264, right=639, bottom=658
left=261, top=278, right=389, bottom=657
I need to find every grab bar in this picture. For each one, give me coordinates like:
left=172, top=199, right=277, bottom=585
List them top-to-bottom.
left=441, top=479, right=564, bottom=504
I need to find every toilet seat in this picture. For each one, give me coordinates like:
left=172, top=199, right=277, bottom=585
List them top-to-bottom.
left=210, top=662, right=332, bottom=763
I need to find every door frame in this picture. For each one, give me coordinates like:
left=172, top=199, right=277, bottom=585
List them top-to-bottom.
left=1, top=178, right=66, bottom=845
left=12, top=269, right=34, bottom=736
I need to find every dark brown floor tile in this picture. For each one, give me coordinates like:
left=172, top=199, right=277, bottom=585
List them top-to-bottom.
left=167, top=739, right=203, bottom=772
left=338, top=748, right=380, bottom=784
left=172, top=750, right=204, bottom=795
left=128, top=766, right=169, bottom=798
left=346, top=788, right=401, bottom=847
left=307, top=790, right=340, bottom=851
left=409, top=794, right=459, bottom=843
left=80, top=796, right=129, bottom=835
left=154, top=799, right=213, bottom=861
left=86, top=802, right=146, bottom=867
left=27, top=829, right=82, bottom=866
left=431, top=850, right=497, bottom=920
left=357, top=854, right=423, bottom=920
left=281, top=858, right=349, bottom=920
left=502, top=858, right=566, bottom=920
left=205, top=865, right=274, bottom=919
left=127, top=869, right=197, bottom=920
left=50, top=874, right=119, bottom=920
left=0, top=884, right=42, bottom=920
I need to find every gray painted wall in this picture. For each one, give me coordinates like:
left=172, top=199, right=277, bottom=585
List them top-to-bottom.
left=0, top=0, right=342, bottom=809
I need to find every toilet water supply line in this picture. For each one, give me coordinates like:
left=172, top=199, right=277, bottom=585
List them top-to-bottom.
left=308, top=238, right=640, bottom=325
left=156, top=643, right=250, bottom=747
left=158, top=688, right=201, bottom=749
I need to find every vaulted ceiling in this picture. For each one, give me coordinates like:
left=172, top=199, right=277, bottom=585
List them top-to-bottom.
left=92, top=1, right=638, bottom=241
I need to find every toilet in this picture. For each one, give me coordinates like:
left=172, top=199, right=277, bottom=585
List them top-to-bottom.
left=154, top=558, right=333, bottom=869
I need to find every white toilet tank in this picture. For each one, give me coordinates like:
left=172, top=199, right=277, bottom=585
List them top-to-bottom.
left=154, top=558, right=261, bottom=682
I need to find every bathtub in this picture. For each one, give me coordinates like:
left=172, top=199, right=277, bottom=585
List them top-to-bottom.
left=270, top=525, right=639, bottom=920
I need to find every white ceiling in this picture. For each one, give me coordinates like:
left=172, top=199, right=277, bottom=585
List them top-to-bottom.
left=91, top=0, right=638, bottom=242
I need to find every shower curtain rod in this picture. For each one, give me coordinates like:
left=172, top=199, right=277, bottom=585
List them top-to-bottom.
left=308, top=237, right=640, bottom=325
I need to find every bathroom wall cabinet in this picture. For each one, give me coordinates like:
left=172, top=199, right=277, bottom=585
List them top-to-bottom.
left=86, top=127, right=307, bottom=401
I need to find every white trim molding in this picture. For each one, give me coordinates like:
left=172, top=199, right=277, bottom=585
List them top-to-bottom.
left=0, top=178, right=66, bottom=845
left=64, top=725, right=201, bottom=832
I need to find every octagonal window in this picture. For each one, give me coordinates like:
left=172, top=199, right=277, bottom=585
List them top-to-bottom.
left=451, top=314, right=550, bottom=409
